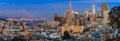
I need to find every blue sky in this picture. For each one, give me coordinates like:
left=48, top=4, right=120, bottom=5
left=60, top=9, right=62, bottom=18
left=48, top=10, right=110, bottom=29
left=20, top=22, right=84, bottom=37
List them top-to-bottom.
left=0, top=0, right=120, bottom=18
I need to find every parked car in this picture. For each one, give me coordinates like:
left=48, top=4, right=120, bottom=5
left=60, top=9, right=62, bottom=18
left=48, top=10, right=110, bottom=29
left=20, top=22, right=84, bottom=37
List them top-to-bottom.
left=41, top=32, right=50, bottom=38
left=49, top=33, right=61, bottom=39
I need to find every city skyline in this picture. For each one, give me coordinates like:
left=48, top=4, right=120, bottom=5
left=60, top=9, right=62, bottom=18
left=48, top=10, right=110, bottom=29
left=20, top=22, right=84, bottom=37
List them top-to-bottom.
left=0, top=0, right=120, bottom=18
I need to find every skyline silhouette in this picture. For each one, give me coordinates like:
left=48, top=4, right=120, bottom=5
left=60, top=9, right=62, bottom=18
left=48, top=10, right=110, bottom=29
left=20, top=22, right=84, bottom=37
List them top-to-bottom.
left=0, top=0, right=120, bottom=18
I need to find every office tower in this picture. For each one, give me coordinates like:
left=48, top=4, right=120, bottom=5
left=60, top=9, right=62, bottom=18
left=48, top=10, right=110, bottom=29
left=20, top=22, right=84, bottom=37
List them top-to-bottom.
left=62, top=0, right=73, bottom=35
left=65, top=0, right=73, bottom=25
left=69, top=0, right=73, bottom=17
left=101, top=3, right=108, bottom=17
left=92, top=4, right=96, bottom=16
left=84, top=9, right=89, bottom=17
left=74, top=11, right=79, bottom=19
left=103, top=11, right=109, bottom=24
left=74, top=12, right=79, bottom=25
left=54, top=13, right=58, bottom=21
left=54, top=13, right=58, bottom=17
left=54, top=14, right=65, bottom=26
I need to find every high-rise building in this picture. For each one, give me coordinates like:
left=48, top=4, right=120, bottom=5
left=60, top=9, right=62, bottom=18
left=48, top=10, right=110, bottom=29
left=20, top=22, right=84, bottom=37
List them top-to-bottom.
left=62, top=0, right=83, bottom=35
left=65, top=0, right=73, bottom=25
left=69, top=0, right=73, bottom=17
left=65, top=1, right=73, bottom=19
left=101, top=3, right=108, bottom=17
left=91, top=4, right=97, bottom=21
left=92, top=4, right=96, bottom=16
left=84, top=9, right=89, bottom=17
left=103, top=10, right=109, bottom=24
left=74, top=11, right=79, bottom=19
left=74, top=11, right=79, bottom=25
left=54, top=13, right=65, bottom=26
left=54, top=13, right=59, bottom=21
left=54, top=13, right=58, bottom=18
left=79, top=15, right=86, bottom=26
left=54, top=16, right=65, bottom=26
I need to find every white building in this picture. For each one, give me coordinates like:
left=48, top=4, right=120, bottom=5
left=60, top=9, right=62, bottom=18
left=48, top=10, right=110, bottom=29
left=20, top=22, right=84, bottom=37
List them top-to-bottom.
left=92, top=4, right=96, bottom=16
left=84, top=9, right=89, bottom=17
left=103, top=10, right=109, bottom=24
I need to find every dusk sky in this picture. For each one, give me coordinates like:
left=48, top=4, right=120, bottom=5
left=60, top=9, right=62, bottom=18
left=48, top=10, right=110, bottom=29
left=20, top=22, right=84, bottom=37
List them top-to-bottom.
left=0, top=0, right=120, bottom=18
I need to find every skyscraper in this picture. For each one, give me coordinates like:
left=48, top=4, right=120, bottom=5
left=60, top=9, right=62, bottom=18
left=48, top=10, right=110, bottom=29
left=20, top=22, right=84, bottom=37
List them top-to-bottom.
left=65, top=0, right=73, bottom=19
left=65, top=0, right=73, bottom=25
left=69, top=0, right=73, bottom=17
left=101, top=3, right=108, bottom=17
left=92, top=4, right=96, bottom=16
left=92, top=4, right=97, bottom=21
left=84, top=9, right=89, bottom=17
left=74, top=11, right=79, bottom=18
left=74, top=12, right=79, bottom=25
left=54, top=13, right=65, bottom=26
left=54, top=13, right=59, bottom=21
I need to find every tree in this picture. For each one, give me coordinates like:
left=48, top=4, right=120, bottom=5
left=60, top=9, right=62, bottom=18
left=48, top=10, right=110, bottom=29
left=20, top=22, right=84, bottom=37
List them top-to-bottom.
left=108, top=6, right=120, bottom=33
left=108, top=6, right=120, bottom=41
left=70, top=30, right=73, bottom=33
left=62, top=31, right=71, bottom=40
left=12, top=36, right=26, bottom=41
left=0, top=37, right=4, bottom=41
